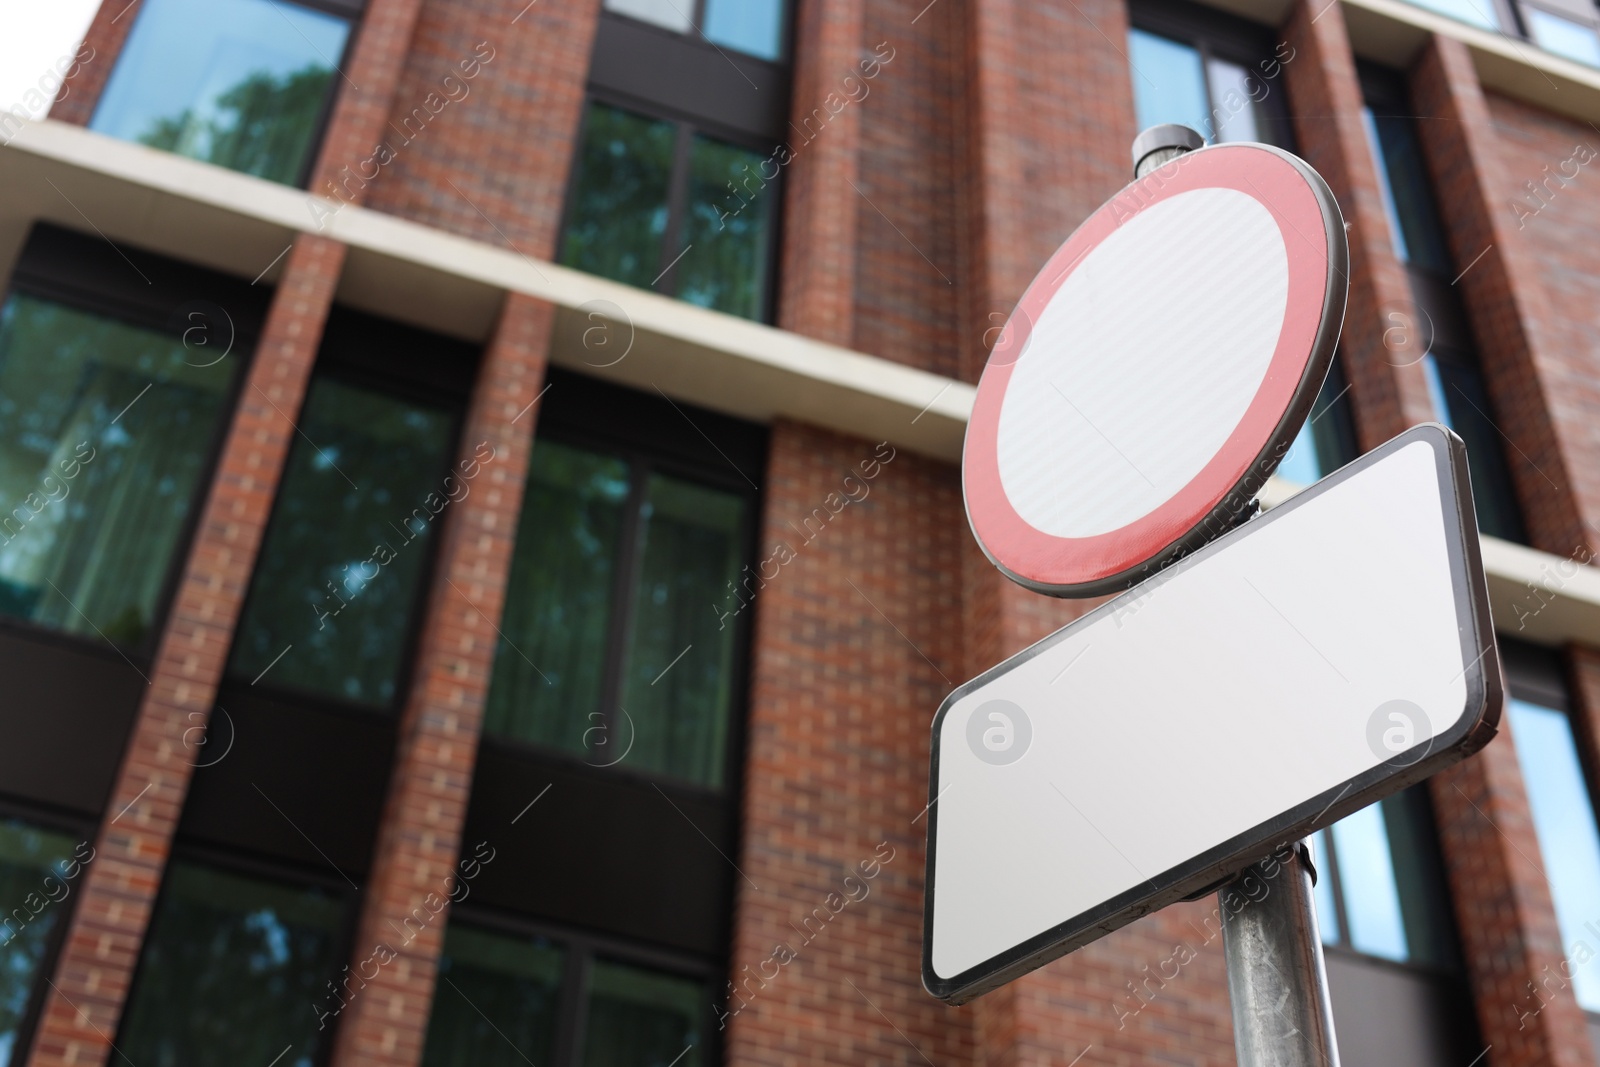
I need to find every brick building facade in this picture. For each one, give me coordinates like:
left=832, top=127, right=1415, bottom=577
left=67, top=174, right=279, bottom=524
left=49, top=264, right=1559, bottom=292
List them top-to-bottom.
left=0, top=0, right=1598, bottom=1065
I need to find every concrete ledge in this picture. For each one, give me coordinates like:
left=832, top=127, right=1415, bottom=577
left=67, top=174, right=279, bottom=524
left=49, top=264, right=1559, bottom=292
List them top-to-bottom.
left=0, top=118, right=975, bottom=462
left=3, top=119, right=1595, bottom=650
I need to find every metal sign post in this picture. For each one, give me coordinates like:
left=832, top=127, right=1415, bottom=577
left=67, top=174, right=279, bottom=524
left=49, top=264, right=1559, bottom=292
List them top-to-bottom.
left=921, top=123, right=1503, bottom=1067
left=1220, top=842, right=1341, bottom=1066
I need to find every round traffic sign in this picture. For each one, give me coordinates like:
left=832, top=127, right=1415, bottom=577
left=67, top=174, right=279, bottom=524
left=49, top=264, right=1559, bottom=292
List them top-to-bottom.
left=964, top=142, right=1348, bottom=597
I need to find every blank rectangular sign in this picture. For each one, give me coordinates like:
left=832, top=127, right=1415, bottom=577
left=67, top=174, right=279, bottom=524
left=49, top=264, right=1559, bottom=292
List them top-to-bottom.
left=923, top=424, right=1500, bottom=1003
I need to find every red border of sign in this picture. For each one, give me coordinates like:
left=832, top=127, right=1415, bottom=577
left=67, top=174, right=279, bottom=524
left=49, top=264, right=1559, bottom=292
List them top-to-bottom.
left=964, top=144, right=1338, bottom=595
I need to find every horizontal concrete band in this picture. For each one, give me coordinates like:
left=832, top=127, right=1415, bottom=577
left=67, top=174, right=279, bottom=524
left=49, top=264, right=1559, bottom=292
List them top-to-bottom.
left=3, top=115, right=1597, bottom=649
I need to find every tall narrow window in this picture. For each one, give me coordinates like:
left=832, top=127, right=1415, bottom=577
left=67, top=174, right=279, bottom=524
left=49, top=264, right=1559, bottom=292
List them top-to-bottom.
left=91, top=0, right=353, bottom=186
left=604, top=0, right=787, bottom=60
left=1361, top=67, right=1526, bottom=543
left=0, top=294, right=235, bottom=647
left=227, top=373, right=457, bottom=706
left=485, top=439, right=749, bottom=788
left=1508, top=697, right=1600, bottom=1012
left=1312, top=787, right=1457, bottom=968
left=0, top=819, right=85, bottom=1067
left=118, top=861, right=348, bottom=1067
left=581, top=960, right=704, bottom=1067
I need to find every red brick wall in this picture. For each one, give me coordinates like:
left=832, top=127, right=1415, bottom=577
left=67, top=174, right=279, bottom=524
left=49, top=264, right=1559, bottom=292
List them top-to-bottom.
left=360, top=0, right=602, bottom=257
left=777, top=0, right=866, bottom=349
left=846, top=0, right=963, bottom=377
left=959, top=0, right=1132, bottom=385
left=1283, top=0, right=1435, bottom=449
left=1410, top=37, right=1587, bottom=555
left=1483, top=92, right=1600, bottom=558
left=326, top=293, right=554, bottom=1067
left=725, top=420, right=976, bottom=1067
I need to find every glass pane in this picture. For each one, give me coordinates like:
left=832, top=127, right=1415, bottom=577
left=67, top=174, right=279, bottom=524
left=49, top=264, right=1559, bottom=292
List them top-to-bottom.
left=90, top=0, right=350, bottom=185
left=604, top=0, right=693, bottom=34
left=704, top=0, right=785, bottom=60
left=1404, top=0, right=1501, bottom=27
left=1526, top=7, right=1600, bottom=65
left=1128, top=30, right=1213, bottom=142
left=1205, top=58, right=1262, bottom=143
left=561, top=104, right=676, bottom=290
left=1362, top=108, right=1454, bottom=275
left=679, top=134, right=775, bottom=321
left=0, top=294, right=232, bottom=647
left=1423, top=352, right=1526, bottom=542
left=1277, top=359, right=1356, bottom=485
left=228, top=377, right=456, bottom=706
left=485, top=441, right=631, bottom=756
left=617, top=474, right=746, bottom=787
left=1507, top=699, right=1600, bottom=1012
left=1329, top=802, right=1410, bottom=961
left=0, top=820, right=81, bottom=1067
left=1311, top=828, right=1342, bottom=945
left=119, top=862, right=346, bottom=1067
left=421, top=925, right=564, bottom=1067
left=582, top=960, right=703, bottom=1067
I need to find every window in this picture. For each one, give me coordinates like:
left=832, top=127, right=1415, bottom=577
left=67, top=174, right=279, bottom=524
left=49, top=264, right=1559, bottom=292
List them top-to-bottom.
left=90, top=0, right=354, bottom=186
left=570, top=0, right=790, bottom=322
left=604, top=0, right=786, bottom=61
left=1405, top=0, right=1503, bottom=28
left=1126, top=2, right=1295, bottom=148
left=1523, top=4, right=1600, bottom=65
left=1361, top=68, right=1526, bottom=543
left=560, top=102, right=777, bottom=321
left=0, top=293, right=235, bottom=648
left=1278, top=358, right=1359, bottom=485
left=227, top=374, right=458, bottom=706
left=485, top=438, right=749, bottom=788
left=1508, top=697, right=1600, bottom=1012
left=1312, top=787, right=1458, bottom=969
left=0, top=818, right=85, bottom=1067
left=117, top=860, right=348, bottom=1067
left=420, top=920, right=709, bottom=1067
left=423, top=925, right=565, bottom=1067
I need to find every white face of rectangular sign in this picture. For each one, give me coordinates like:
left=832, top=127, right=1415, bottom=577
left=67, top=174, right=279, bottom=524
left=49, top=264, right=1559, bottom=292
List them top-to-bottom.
left=925, top=426, right=1498, bottom=1002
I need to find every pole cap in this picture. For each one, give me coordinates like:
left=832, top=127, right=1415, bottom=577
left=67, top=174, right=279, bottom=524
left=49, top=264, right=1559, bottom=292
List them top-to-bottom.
left=1132, top=123, right=1205, bottom=177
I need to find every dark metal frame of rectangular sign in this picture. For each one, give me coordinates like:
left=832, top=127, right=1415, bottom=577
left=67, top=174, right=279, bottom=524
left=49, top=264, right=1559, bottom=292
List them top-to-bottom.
left=922, top=423, right=1503, bottom=1004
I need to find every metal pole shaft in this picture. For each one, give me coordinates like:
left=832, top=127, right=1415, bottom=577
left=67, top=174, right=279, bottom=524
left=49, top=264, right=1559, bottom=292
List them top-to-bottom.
left=1220, top=841, right=1341, bottom=1067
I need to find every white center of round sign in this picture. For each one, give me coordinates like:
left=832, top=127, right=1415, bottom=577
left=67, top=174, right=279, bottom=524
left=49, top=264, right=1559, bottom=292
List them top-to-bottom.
left=962, top=141, right=1346, bottom=597
left=996, top=188, right=1288, bottom=538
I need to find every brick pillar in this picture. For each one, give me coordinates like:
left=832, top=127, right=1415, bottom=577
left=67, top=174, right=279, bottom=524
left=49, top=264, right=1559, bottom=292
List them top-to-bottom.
left=45, top=0, right=143, bottom=128
left=776, top=0, right=866, bottom=347
left=960, top=0, right=1130, bottom=384
left=1282, top=0, right=1434, bottom=449
left=26, top=3, right=432, bottom=1064
left=1409, top=36, right=1590, bottom=555
left=26, top=231, right=346, bottom=1067
left=326, top=293, right=554, bottom=1067
left=723, top=422, right=974, bottom=1067
left=1429, top=732, right=1598, bottom=1067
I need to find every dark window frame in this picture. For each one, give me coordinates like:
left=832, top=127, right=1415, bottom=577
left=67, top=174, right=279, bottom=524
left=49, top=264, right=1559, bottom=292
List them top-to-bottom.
left=93, top=0, right=364, bottom=191
left=428, top=902, right=725, bottom=1067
